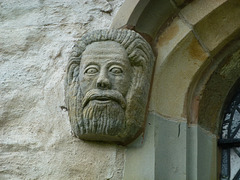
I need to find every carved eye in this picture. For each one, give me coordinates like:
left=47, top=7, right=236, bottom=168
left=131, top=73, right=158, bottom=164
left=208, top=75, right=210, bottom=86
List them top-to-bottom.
left=84, top=66, right=98, bottom=75
left=109, top=66, right=123, bottom=75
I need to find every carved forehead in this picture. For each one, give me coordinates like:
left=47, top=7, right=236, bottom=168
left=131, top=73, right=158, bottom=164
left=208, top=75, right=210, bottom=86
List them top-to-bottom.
left=80, top=41, right=130, bottom=67
left=82, top=41, right=128, bottom=57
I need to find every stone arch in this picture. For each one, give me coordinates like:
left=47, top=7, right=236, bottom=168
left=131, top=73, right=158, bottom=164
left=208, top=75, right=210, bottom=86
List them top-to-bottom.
left=112, top=0, right=240, bottom=179
left=187, top=38, right=240, bottom=180
left=188, top=39, right=240, bottom=135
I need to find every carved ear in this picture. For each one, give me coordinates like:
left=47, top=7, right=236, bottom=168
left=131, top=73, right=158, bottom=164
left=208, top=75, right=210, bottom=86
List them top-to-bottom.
left=66, top=57, right=81, bottom=85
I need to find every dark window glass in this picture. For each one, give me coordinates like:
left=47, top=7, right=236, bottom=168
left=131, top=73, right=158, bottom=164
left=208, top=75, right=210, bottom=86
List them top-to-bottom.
left=219, top=93, right=240, bottom=180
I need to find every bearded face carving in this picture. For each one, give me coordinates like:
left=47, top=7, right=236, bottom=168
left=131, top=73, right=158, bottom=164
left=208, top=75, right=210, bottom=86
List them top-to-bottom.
left=65, top=29, right=154, bottom=144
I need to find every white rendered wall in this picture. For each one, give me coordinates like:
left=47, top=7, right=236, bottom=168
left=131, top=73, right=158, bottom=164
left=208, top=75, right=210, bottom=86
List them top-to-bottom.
left=0, top=0, right=125, bottom=179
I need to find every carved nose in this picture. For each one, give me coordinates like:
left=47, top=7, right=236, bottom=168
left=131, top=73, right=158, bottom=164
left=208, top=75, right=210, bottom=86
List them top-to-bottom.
left=96, top=73, right=111, bottom=89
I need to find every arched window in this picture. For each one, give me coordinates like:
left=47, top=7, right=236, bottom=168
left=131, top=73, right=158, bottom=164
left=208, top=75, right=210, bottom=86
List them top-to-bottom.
left=219, top=91, right=240, bottom=180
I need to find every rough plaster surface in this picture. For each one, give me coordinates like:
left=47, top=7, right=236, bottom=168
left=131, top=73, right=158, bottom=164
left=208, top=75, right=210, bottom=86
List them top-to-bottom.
left=0, top=0, right=125, bottom=179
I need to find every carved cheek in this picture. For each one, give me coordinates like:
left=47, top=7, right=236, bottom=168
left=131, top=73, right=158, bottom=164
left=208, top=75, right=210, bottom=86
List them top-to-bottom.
left=121, top=70, right=133, bottom=95
left=80, top=75, right=96, bottom=95
left=112, top=75, right=131, bottom=96
left=121, top=78, right=132, bottom=96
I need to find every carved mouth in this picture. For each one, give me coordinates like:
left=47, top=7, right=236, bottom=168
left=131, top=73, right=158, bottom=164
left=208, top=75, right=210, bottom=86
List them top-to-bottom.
left=82, top=89, right=127, bottom=109
left=85, top=95, right=118, bottom=106
left=93, top=96, right=111, bottom=103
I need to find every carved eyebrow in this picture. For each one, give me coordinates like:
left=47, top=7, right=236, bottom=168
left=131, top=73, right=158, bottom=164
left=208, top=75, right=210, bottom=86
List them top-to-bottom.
left=82, top=61, right=99, bottom=69
left=106, top=61, right=128, bottom=68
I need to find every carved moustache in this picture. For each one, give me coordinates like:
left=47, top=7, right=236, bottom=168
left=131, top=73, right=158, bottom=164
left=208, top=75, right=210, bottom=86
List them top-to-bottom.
left=82, top=89, right=126, bottom=109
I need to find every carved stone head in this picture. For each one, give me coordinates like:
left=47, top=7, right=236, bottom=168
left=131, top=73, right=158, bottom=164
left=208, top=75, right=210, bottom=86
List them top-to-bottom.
left=65, top=29, right=154, bottom=144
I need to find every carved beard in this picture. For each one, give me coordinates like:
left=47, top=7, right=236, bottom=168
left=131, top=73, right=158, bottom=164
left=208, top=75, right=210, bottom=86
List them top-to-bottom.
left=77, top=89, right=126, bottom=136
left=80, top=100, right=125, bottom=135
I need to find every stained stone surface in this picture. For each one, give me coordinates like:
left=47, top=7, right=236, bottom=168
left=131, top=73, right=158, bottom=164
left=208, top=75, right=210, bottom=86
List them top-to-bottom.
left=0, top=0, right=125, bottom=179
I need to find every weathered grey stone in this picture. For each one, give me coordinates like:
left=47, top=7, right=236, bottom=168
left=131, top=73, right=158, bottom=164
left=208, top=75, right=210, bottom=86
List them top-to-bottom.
left=65, top=29, right=155, bottom=144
